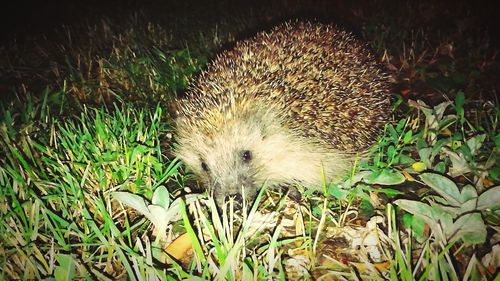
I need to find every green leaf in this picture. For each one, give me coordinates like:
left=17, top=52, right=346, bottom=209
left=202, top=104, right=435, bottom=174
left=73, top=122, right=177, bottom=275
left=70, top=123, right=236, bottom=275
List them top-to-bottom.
left=455, top=91, right=465, bottom=123
left=435, top=101, right=453, bottom=119
left=438, top=115, right=457, bottom=132
left=396, top=118, right=407, bottom=132
left=388, top=125, right=399, bottom=142
left=403, top=130, right=413, bottom=144
left=494, top=132, right=500, bottom=148
left=466, top=134, right=486, bottom=156
left=416, top=138, right=427, bottom=150
left=431, top=139, right=450, bottom=158
left=129, top=144, right=149, bottom=165
left=457, top=144, right=472, bottom=161
left=387, top=145, right=396, bottom=160
left=418, top=147, right=433, bottom=168
left=101, top=151, right=118, bottom=162
left=397, top=154, right=414, bottom=165
left=373, top=155, right=381, bottom=167
left=153, top=158, right=181, bottom=189
left=434, top=162, right=446, bottom=174
left=490, top=166, right=500, bottom=182
left=364, top=169, right=405, bottom=185
left=342, top=171, right=371, bottom=188
left=420, top=173, right=462, bottom=207
left=328, top=184, right=348, bottom=200
left=356, top=184, right=403, bottom=197
left=152, top=185, right=170, bottom=209
left=352, top=185, right=373, bottom=203
left=460, top=185, right=478, bottom=203
left=477, top=186, right=500, bottom=210
left=113, top=192, right=151, bottom=218
left=164, top=194, right=203, bottom=221
left=460, top=198, right=478, bottom=214
left=359, top=199, right=375, bottom=217
left=394, top=199, right=453, bottom=242
left=395, top=199, right=438, bottom=220
left=395, top=200, right=442, bottom=238
left=147, top=205, right=170, bottom=239
left=312, top=206, right=322, bottom=217
left=402, top=213, right=426, bottom=237
left=402, top=213, right=412, bottom=229
left=451, top=213, right=486, bottom=244
left=55, top=254, right=76, bottom=281
left=242, top=260, right=254, bottom=281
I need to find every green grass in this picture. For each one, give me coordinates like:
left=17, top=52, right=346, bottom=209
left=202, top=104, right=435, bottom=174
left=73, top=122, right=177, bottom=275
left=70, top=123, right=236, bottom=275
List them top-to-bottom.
left=1, top=2, right=500, bottom=280
left=0, top=94, right=184, bottom=279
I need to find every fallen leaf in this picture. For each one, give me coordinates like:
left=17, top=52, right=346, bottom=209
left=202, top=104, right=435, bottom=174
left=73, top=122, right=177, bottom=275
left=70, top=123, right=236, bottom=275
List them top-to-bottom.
left=440, top=127, right=452, bottom=136
left=402, top=170, right=416, bottom=181
left=164, top=233, right=192, bottom=261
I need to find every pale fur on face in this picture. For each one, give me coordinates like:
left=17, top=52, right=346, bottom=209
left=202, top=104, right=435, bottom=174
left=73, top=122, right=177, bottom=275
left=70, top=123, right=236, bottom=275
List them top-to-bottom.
left=175, top=106, right=353, bottom=205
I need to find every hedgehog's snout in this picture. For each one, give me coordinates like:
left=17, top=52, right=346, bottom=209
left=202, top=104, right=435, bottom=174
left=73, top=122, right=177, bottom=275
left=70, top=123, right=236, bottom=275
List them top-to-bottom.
left=207, top=148, right=259, bottom=208
left=211, top=173, right=257, bottom=209
left=224, top=193, right=243, bottom=209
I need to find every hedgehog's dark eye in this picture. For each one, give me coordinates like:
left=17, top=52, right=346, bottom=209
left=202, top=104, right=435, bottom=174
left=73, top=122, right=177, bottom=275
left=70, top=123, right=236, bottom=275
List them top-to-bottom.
left=241, top=150, right=252, bottom=162
left=201, top=162, right=209, bottom=172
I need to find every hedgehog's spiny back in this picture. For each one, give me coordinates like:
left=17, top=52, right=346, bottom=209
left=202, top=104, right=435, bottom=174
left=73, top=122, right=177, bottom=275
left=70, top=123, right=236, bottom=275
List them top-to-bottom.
left=179, top=21, right=391, bottom=152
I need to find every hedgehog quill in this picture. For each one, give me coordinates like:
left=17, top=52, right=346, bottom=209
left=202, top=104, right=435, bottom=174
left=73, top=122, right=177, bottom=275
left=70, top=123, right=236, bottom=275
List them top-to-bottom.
left=174, top=22, right=391, bottom=206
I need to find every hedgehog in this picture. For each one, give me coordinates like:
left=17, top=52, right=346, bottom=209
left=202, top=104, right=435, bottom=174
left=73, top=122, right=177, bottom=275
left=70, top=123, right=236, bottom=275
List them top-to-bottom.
left=174, top=21, right=391, bottom=206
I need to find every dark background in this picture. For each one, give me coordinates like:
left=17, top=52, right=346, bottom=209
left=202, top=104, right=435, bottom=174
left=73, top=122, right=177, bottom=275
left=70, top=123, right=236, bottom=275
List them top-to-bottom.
left=2, top=0, right=500, bottom=46
left=2, top=0, right=500, bottom=105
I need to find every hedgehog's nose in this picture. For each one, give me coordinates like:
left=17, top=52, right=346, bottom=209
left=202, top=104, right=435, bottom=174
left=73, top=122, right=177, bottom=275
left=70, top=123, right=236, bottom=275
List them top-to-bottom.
left=225, top=193, right=243, bottom=209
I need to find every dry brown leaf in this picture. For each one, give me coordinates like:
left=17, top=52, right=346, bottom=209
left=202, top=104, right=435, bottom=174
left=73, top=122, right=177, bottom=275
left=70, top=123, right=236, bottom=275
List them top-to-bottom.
left=402, top=170, right=416, bottom=181
left=164, top=233, right=193, bottom=261
left=351, top=260, right=392, bottom=272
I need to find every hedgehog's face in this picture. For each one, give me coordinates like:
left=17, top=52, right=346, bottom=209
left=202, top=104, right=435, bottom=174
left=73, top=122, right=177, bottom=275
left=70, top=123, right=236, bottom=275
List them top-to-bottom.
left=175, top=107, right=289, bottom=207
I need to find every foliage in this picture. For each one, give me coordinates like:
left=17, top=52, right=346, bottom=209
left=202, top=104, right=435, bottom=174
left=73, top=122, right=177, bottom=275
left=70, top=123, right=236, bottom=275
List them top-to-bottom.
left=0, top=96, right=183, bottom=279
left=395, top=173, right=498, bottom=245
